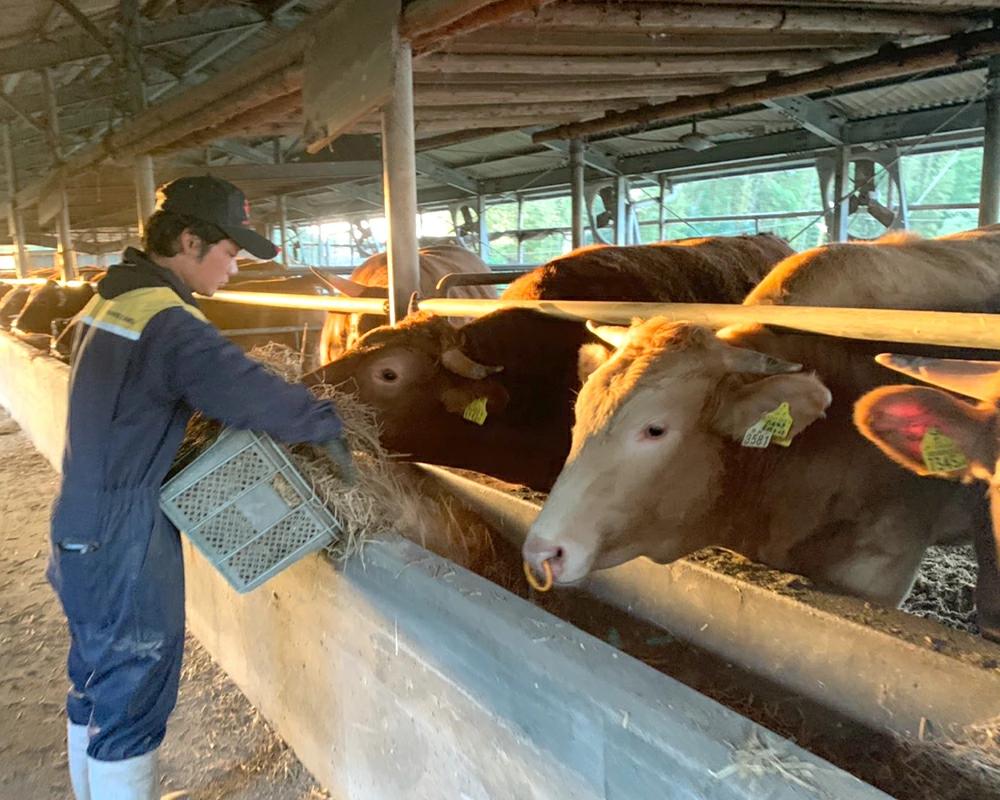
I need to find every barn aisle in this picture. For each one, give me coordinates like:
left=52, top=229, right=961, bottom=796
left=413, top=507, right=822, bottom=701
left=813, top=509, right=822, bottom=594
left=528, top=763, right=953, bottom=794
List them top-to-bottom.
left=0, top=408, right=330, bottom=800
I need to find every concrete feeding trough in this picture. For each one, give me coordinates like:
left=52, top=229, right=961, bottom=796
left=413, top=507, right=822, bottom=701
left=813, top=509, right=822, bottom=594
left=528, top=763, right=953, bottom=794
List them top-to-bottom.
left=0, top=331, right=964, bottom=798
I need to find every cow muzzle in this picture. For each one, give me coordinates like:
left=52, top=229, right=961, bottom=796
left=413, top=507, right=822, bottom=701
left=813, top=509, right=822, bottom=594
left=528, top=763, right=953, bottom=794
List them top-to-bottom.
left=522, top=533, right=594, bottom=585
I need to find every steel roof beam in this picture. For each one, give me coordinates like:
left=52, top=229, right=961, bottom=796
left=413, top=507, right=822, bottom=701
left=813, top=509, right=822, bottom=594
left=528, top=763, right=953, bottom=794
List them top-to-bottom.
left=53, top=0, right=112, bottom=50
left=0, top=6, right=266, bottom=77
left=0, top=92, right=46, bottom=135
left=764, top=96, right=845, bottom=145
left=311, top=102, right=987, bottom=217
left=536, top=137, right=620, bottom=176
left=414, top=153, right=479, bottom=194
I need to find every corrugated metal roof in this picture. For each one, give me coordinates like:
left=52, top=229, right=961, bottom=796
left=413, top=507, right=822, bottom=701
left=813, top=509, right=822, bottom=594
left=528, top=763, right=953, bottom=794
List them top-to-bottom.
left=0, top=0, right=994, bottom=232
left=826, top=68, right=988, bottom=120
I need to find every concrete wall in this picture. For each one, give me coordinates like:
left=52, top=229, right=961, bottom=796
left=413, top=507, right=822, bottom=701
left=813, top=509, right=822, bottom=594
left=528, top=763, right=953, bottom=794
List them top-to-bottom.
left=0, top=333, right=889, bottom=799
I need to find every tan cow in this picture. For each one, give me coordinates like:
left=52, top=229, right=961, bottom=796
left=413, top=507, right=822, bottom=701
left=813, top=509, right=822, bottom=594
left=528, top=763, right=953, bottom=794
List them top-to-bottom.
left=523, top=227, right=1000, bottom=606
left=318, top=245, right=496, bottom=362
left=855, top=355, right=1000, bottom=639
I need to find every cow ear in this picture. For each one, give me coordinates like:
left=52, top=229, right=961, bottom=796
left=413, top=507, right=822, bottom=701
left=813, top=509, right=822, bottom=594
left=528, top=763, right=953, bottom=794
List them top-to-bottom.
left=578, top=343, right=612, bottom=384
left=712, top=373, right=832, bottom=445
left=854, top=385, right=992, bottom=480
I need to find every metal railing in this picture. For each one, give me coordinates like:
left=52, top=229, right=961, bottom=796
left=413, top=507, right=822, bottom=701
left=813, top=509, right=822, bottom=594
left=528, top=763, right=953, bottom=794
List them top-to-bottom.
left=7, top=276, right=998, bottom=352
left=200, top=291, right=1000, bottom=351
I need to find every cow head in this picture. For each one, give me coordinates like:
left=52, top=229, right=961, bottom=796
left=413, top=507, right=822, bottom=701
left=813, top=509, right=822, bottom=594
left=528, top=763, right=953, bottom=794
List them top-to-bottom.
left=317, top=274, right=391, bottom=361
left=14, top=281, right=94, bottom=335
left=305, top=313, right=508, bottom=457
left=523, top=317, right=832, bottom=585
left=855, top=355, right=1000, bottom=639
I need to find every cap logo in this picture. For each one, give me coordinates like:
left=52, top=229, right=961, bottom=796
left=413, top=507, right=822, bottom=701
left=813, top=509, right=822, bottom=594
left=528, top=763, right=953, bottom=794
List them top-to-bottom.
left=242, top=198, right=251, bottom=226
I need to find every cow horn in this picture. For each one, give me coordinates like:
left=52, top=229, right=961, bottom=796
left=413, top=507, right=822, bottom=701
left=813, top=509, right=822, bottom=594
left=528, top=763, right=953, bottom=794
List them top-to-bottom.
left=321, top=273, right=371, bottom=298
left=586, top=321, right=629, bottom=349
left=722, top=345, right=802, bottom=375
left=441, top=347, right=503, bottom=380
left=875, top=353, right=1000, bottom=401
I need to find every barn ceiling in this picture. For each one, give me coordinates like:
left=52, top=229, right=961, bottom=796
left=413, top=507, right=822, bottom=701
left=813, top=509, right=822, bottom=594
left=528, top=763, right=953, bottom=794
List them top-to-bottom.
left=0, top=0, right=996, bottom=243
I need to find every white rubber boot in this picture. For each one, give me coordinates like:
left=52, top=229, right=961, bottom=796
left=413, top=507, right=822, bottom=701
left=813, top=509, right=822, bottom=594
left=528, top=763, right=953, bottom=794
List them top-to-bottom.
left=66, top=721, right=91, bottom=800
left=87, top=749, right=159, bottom=800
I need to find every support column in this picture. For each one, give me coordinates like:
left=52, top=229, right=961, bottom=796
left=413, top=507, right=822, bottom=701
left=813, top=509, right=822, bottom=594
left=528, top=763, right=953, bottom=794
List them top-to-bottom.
left=120, top=0, right=155, bottom=238
left=380, top=39, right=419, bottom=325
left=980, top=56, right=1000, bottom=227
left=41, top=68, right=76, bottom=280
left=2, top=124, right=29, bottom=277
left=273, top=139, right=288, bottom=265
left=570, top=139, right=585, bottom=249
left=829, top=146, right=851, bottom=243
left=134, top=154, right=156, bottom=234
left=614, top=174, right=628, bottom=245
left=657, top=175, right=667, bottom=242
left=477, top=194, right=490, bottom=263
left=515, top=194, right=524, bottom=263
left=276, top=197, right=289, bottom=264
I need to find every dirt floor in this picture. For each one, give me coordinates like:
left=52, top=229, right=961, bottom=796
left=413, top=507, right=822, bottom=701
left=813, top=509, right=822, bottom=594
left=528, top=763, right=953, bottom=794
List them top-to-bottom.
left=0, top=409, right=329, bottom=800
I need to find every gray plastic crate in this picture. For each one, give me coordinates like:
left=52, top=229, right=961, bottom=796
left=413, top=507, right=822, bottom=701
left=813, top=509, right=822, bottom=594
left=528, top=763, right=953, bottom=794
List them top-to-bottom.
left=161, top=428, right=342, bottom=593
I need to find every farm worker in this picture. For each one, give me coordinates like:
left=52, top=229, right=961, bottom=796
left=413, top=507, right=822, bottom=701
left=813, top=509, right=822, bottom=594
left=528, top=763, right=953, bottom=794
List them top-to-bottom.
left=47, top=176, right=354, bottom=800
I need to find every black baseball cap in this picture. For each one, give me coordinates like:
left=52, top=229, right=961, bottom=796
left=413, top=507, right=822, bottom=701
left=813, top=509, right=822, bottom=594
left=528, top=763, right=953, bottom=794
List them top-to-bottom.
left=155, top=175, right=279, bottom=260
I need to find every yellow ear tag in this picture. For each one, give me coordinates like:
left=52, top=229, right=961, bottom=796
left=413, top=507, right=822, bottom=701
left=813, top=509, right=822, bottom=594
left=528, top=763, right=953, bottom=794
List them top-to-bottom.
left=462, top=397, right=489, bottom=426
left=742, top=402, right=795, bottom=449
left=920, top=428, right=968, bottom=474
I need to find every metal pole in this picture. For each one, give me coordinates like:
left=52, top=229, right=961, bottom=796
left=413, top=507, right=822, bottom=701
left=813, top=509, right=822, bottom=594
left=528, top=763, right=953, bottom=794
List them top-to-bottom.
left=121, top=0, right=155, bottom=238
left=380, top=39, right=420, bottom=324
left=980, top=56, right=1000, bottom=227
left=41, top=68, right=76, bottom=279
left=2, top=124, right=29, bottom=277
left=273, top=139, right=288, bottom=265
left=570, top=139, right=585, bottom=249
left=830, top=146, right=851, bottom=243
left=134, top=154, right=156, bottom=235
left=614, top=173, right=628, bottom=245
left=658, top=175, right=666, bottom=242
left=477, top=194, right=490, bottom=263
left=515, top=194, right=524, bottom=262
left=276, top=198, right=289, bottom=264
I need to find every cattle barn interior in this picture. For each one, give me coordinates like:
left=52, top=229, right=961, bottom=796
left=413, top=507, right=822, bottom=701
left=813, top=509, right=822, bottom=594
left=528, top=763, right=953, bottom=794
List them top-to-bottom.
left=2, top=1, right=1000, bottom=798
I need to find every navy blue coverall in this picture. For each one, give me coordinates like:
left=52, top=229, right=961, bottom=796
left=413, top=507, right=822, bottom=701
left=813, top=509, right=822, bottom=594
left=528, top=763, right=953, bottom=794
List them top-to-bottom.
left=48, top=248, right=343, bottom=761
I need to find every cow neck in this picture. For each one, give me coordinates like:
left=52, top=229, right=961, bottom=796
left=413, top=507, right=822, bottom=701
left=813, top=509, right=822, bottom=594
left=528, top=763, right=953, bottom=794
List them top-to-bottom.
left=461, top=309, right=588, bottom=373
left=703, top=327, right=871, bottom=559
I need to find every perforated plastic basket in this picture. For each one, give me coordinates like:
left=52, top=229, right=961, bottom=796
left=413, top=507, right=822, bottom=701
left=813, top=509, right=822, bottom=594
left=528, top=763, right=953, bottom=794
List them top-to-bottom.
left=161, top=428, right=341, bottom=593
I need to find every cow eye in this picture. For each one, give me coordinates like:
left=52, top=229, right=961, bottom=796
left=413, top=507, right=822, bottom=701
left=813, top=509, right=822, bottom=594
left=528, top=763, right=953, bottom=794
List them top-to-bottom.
left=379, top=368, right=398, bottom=382
left=643, top=424, right=666, bottom=439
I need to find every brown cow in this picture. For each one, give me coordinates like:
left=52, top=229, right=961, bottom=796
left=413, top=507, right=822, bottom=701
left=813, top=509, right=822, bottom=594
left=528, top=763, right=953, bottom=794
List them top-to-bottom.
left=523, top=227, right=1000, bottom=608
left=305, top=234, right=792, bottom=490
left=318, top=245, right=496, bottom=362
left=50, top=274, right=331, bottom=364
left=13, top=281, right=95, bottom=343
left=0, top=286, right=31, bottom=330
left=855, top=355, right=1000, bottom=639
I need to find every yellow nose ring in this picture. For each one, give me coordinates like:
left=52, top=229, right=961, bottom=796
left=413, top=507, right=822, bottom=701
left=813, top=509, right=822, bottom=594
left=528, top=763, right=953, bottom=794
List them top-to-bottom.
left=523, top=559, right=554, bottom=592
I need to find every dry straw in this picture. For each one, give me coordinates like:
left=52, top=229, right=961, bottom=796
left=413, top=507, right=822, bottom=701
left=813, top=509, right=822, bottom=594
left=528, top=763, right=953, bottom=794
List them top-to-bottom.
left=173, top=344, right=519, bottom=585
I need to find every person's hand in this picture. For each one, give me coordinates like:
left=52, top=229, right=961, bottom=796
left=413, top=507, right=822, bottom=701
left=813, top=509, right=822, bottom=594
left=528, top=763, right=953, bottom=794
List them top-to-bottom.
left=321, top=437, right=357, bottom=486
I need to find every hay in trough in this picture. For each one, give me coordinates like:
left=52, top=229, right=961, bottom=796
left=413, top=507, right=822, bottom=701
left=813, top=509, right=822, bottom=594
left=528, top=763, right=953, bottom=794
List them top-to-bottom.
left=169, top=344, right=521, bottom=586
